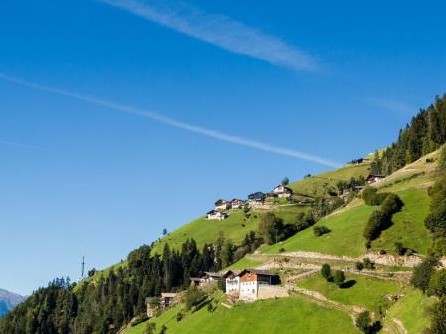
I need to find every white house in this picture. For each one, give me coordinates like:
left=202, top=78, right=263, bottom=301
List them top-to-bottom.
left=366, top=174, right=386, bottom=184
left=272, top=184, right=293, bottom=198
left=247, top=192, right=266, bottom=206
left=230, top=198, right=245, bottom=209
left=214, top=199, right=231, bottom=211
left=206, top=210, right=228, bottom=220
left=224, top=269, right=281, bottom=301
left=223, top=270, right=240, bottom=294
left=190, top=272, right=222, bottom=287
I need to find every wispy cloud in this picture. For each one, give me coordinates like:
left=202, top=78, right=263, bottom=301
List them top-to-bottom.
left=98, top=0, right=318, bottom=72
left=0, top=73, right=341, bottom=168
left=367, top=97, right=414, bottom=115
left=0, top=139, right=48, bottom=151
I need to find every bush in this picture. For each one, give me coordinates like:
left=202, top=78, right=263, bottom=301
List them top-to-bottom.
left=362, top=187, right=390, bottom=206
left=362, top=187, right=378, bottom=205
left=381, top=193, right=404, bottom=215
left=363, top=210, right=391, bottom=241
left=313, top=226, right=331, bottom=237
left=394, top=242, right=405, bottom=256
left=411, top=256, right=438, bottom=293
left=363, top=257, right=375, bottom=270
left=355, top=262, right=364, bottom=271
left=321, top=264, right=332, bottom=281
left=333, top=270, right=345, bottom=287
left=428, top=270, right=446, bottom=297
left=184, top=288, right=206, bottom=311
left=430, top=296, right=446, bottom=334
left=356, top=311, right=372, bottom=333
left=176, top=312, right=183, bottom=322
left=145, top=323, right=156, bottom=334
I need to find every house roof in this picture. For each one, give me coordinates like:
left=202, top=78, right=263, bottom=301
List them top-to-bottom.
left=366, top=174, right=386, bottom=179
left=273, top=185, right=293, bottom=193
left=248, top=192, right=266, bottom=200
left=231, top=198, right=244, bottom=203
left=214, top=199, right=228, bottom=206
left=207, top=210, right=217, bottom=215
left=237, top=268, right=278, bottom=277
left=222, top=270, right=238, bottom=278
left=204, top=271, right=222, bottom=278
left=161, top=292, right=178, bottom=298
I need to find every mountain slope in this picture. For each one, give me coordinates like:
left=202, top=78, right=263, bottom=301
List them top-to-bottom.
left=0, top=289, right=24, bottom=317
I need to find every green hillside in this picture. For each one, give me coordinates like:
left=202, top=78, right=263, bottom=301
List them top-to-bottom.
left=149, top=161, right=371, bottom=255
left=288, top=162, right=371, bottom=197
left=262, top=200, right=374, bottom=257
left=126, top=295, right=357, bottom=334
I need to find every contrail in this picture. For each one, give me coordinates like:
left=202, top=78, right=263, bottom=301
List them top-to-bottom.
left=98, top=0, right=318, bottom=72
left=0, top=73, right=341, bottom=167
left=0, top=139, right=48, bottom=151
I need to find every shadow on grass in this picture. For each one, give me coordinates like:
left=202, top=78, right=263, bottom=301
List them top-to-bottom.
left=340, top=280, right=357, bottom=289
left=193, top=297, right=213, bottom=313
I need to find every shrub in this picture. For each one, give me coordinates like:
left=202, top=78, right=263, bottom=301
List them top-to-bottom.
left=362, top=187, right=378, bottom=205
left=381, top=193, right=404, bottom=215
left=363, top=210, right=391, bottom=241
left=313, top=226, right=331, bottom=237
left=394, top=242, right=405, bottom=256
left=411, top=256, right=438, bottom=293
left=363, top=257, right=375, bottom=270
left=355, top=261, right=364, bottom=271
left=321, top=264, right=332, bottom=281
left=428, top=269, right=446, bottom=297
left=333, top=270, right=345, bottom=286
left=184, top=288, right=206, bottom=311
left=430, top=296, right=446, bottom=334
left=356, top=311, right=372, bottom=333
left=176, top=312, right=183, bottom=322
left=145, top=323, right=156, bottom=334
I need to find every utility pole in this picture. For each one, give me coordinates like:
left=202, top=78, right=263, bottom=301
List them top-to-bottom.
left=81, top=256, right=85, bottom=279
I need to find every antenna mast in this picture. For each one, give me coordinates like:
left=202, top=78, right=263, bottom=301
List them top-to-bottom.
left=81, top=256, right=85, bottom=279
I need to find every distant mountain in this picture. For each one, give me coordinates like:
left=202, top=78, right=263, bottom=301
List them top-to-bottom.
left=0, top=289, right=24, bottom=317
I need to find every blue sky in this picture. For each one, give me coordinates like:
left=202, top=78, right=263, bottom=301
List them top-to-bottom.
left=1, top=0, right=446, bottom=295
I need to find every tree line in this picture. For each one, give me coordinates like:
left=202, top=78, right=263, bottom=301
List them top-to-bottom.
left=370, top=94, right=446, bottom=175
left=410, top=146, right=446, bottom=333
left=0, top=232, right=260, bottom=334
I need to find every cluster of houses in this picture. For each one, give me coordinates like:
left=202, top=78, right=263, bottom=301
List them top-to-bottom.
left=206, top=184, right=294, bottom=220
left=189, top=269, right=284, bottom=301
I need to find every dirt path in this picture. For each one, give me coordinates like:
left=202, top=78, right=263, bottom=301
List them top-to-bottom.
left=259, top=250, right=423, bottom=267
left=383, top=318, right=408, bottom=334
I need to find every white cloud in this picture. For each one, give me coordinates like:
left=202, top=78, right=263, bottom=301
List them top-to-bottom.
left=98, top=0, right=318, bottom=71
left=0, top=72, right=341, bottom=168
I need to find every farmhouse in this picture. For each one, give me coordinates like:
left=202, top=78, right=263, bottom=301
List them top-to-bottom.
left=366, top=174, right=386, bottom=184
left=271, top=184, right=293, bottom=198
left=247, top=192, right=266, bottom=206
left=230, top=198, right=245, bottom=209
left=214, top=199, right=231, bottom=210
left=206, top=210, right=228, bottom=220
left=224, top=269, right=284, bottom=301
left=223, top=270, right=240, bottom=294
left=190, top=272, right=222, bottom=288
left=146, top=292, right=181, bottom=318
